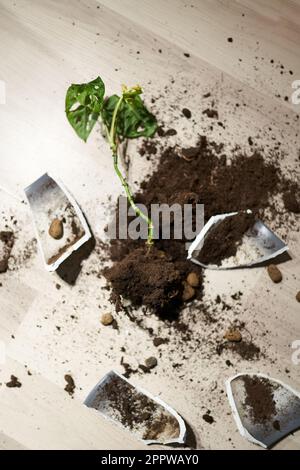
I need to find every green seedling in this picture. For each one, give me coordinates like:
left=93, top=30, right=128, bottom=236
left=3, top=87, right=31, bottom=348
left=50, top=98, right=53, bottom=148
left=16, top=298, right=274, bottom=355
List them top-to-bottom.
left=65, top=76, right=157, bottom=246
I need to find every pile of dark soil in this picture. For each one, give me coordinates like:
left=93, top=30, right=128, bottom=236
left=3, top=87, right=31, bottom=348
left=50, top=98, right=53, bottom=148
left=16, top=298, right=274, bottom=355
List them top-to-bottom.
left=105, top=136, right=298, bottom=316
left=136, top=141, right=282, bottom=222
left=197, top=212, right=256, bottom=265
left=105, top=246, right=183, bottom=312
left=242, top=375, right=277, bottom=425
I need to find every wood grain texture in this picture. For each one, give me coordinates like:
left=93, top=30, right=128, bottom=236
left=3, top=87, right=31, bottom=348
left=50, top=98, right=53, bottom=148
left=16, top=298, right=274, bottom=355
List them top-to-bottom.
left=99, top=0, right=300, bottom=107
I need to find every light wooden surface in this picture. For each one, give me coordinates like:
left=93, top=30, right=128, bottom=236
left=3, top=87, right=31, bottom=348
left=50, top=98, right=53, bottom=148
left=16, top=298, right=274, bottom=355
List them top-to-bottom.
left=0, top=0, right=299, bottom=450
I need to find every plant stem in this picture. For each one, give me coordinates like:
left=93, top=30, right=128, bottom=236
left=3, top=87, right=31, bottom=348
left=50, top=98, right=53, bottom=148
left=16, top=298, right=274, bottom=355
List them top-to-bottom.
left=106, top=95, right=154, bottom=246
left=112, top=152, right=154, bottom=245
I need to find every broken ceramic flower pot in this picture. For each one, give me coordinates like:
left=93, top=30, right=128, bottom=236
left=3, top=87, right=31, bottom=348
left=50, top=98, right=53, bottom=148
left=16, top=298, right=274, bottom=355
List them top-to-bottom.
left=25, top=173, right=91, bottom=271
left=187, top=210, right=288, bottom=269
left=84, top=370, right=186, bottom=445
left=226, top=373, right=300, bottom=448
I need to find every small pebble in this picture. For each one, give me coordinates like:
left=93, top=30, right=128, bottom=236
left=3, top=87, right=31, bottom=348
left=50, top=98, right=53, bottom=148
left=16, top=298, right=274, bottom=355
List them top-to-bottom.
left=49, top=218, right=63, bottom=240
left=267, top=264, right=282, bottom=283
left=186, top=272, right=200, bottom=287
left=182, top=282, right=195, bottom=301
left=296, top=291, right=300, bottom=302
left=101, top=313, right=114, bottom=326
left=224, top=329, right=242, bottom=342
left=145, top=356, right=157, bottom=369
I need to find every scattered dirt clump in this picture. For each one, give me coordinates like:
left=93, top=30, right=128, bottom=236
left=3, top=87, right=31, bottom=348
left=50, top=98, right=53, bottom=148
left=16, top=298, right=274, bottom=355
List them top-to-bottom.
left=182, top=108, right=192, bottom=119
left=203, top=108, right=219, bottom=119
left=283, top=184, right=300, bottom=213
left=0, top=231, right=14, bottom=273
left=153, top=337, right=169, bottom=347
left=145, top=356, right=157, bottom=369
left=64, top=374, right=75, bottom=396
left=6, top=375, right=22, bottom=388
left=202, top=412, right=214, bottom=424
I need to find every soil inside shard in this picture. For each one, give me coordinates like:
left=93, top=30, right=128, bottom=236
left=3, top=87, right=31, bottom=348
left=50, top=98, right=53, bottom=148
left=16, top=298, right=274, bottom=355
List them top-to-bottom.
left=196, top=212, right=256, bottom=266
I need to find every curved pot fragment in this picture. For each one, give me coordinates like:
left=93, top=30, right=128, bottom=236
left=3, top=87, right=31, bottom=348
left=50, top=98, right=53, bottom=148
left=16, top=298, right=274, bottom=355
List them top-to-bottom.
left=25, top=173, right=91, bottom=271
left=188, top=211, right=288, bottom=269
left=84, top=370, right=186, bottom=445
left=226, top=373, right=300, bottom=448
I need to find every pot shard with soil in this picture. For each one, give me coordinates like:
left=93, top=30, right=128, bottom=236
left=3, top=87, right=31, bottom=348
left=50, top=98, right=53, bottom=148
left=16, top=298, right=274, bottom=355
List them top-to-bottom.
left=25, top=173, right=91, bottom=271
left=188, top=211, right=288, bottom=269
left=84, top=370, right=186, bottom=445
left=226, top=373, right=300, bottom=448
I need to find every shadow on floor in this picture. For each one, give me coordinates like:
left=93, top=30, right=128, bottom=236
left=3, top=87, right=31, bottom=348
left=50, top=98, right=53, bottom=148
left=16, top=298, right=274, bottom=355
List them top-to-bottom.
left=56, top=235, right=95, bottom=285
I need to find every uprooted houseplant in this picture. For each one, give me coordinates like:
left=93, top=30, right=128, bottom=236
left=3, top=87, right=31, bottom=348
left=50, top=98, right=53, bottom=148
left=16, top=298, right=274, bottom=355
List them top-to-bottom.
left=66, top=76, right=201, bottom=313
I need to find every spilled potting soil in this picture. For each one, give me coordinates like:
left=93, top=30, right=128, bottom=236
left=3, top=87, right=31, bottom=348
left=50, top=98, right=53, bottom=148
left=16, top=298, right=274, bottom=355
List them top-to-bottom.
left=104, top=135, right=299, bottom=318
left=0, top=212, right=37, bottom=274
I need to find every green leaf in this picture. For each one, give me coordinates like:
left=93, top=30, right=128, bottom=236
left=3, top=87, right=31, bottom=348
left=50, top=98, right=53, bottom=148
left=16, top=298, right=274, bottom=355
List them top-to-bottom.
left=65, top=76, right=105, bottom=142
left=101, top=94, right=157, bottom=139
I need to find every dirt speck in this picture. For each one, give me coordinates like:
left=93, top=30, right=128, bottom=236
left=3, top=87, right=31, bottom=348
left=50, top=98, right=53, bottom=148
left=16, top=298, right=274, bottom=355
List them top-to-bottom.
left=64, top=374, right=75, bottom=396
left=6, top=375, right=22, bottom=388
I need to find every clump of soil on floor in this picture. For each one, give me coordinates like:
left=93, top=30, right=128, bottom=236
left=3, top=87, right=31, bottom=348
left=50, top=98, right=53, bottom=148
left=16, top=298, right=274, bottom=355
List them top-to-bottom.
left=197, top=212, right=256, bottom=265
left=0, top=231, right=14, bottom=273
left=105, top=246, right=184, bottom=313
left=6, top=375, right=22, bottom=388
left=93, top=375, right=180, bottom=441
left=242, top=375, right=277, bottom=424
left=202, top=412, right=214, bottom=424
